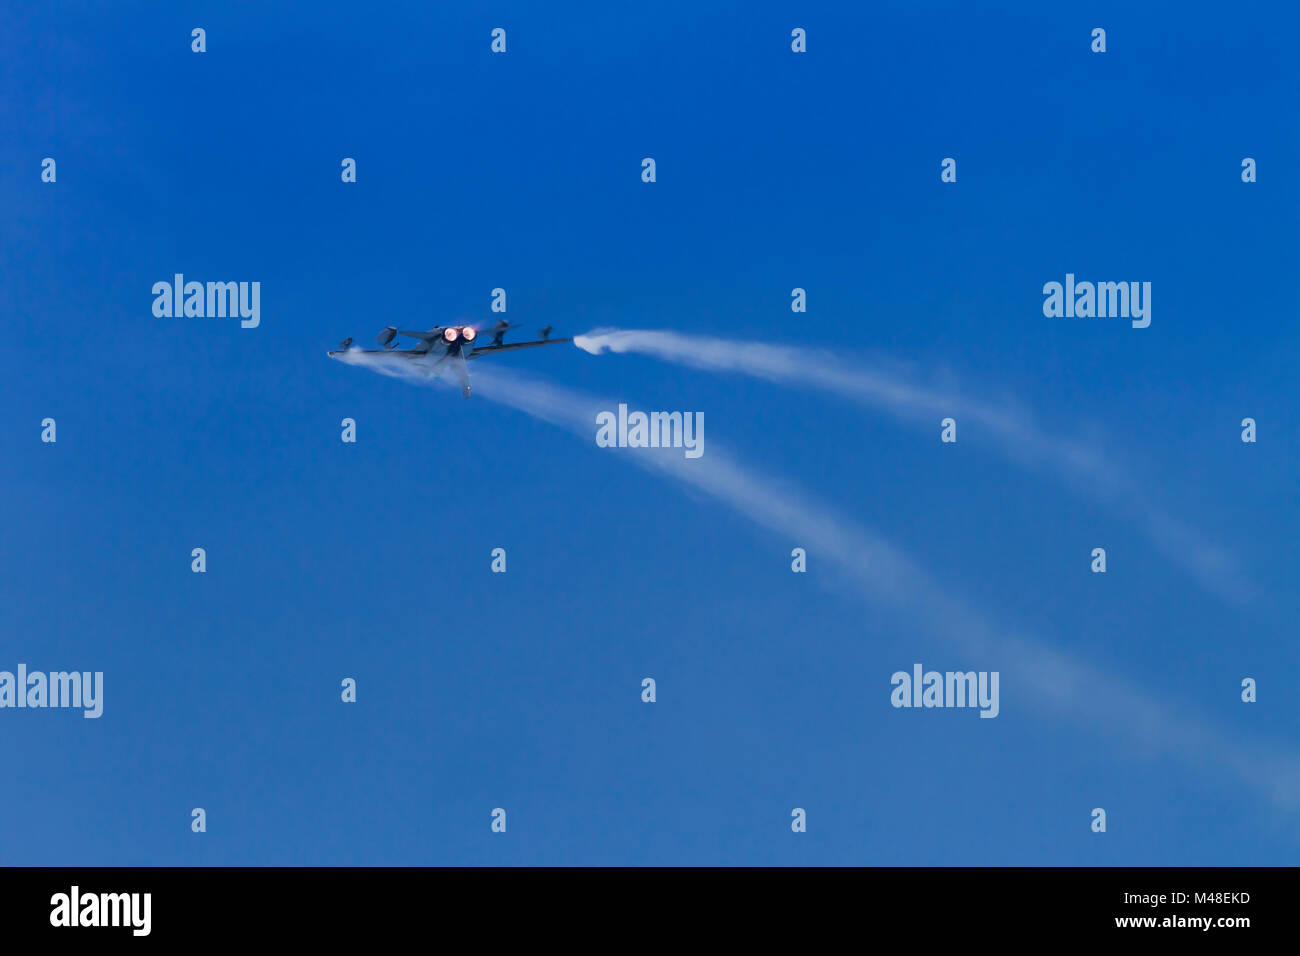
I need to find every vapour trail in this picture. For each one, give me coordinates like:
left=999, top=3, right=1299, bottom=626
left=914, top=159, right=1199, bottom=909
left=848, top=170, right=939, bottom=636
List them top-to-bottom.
left=573, top=328, right=1250, bottom=604
left=330, top=348, right=1300, bottom=814
left=330, top=348, right=441, bottom=382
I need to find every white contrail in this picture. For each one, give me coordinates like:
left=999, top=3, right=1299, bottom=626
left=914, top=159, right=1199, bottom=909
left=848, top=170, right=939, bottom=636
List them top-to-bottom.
left=573, top=328, right=1251, bottom=603
left=330, top=347, right=447, bottom=384
left=328, top=351, right=1299, bottom=812
left=459, top=365, right=1298, bottom=814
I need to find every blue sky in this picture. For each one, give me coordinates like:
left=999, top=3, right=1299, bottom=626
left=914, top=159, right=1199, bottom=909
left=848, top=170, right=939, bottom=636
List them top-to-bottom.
left=2, top=0, right=1297, bottom=865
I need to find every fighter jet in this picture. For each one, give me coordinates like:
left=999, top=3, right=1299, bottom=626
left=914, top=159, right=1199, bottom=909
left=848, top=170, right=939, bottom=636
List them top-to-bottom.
left=328, top=321, right=571, bottom=398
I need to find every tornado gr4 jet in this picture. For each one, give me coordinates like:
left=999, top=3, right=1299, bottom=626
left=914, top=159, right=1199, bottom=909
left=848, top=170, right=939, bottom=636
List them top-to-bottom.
left=327, top=321, right=571, bottom=397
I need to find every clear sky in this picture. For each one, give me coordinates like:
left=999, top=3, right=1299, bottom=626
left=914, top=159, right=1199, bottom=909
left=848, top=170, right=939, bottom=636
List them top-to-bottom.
left=2, top=1, right=1297, bottom=865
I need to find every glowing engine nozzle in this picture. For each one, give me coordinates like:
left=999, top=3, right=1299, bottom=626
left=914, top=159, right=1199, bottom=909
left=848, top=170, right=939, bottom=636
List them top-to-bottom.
left=461, top=325, right=477, bottom=342
left=443, top=327, right=460, bottom=343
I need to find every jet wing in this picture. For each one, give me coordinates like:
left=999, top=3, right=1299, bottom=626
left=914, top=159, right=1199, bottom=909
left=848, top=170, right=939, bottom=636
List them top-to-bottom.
left=467, top=338, right=572, bottom=359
